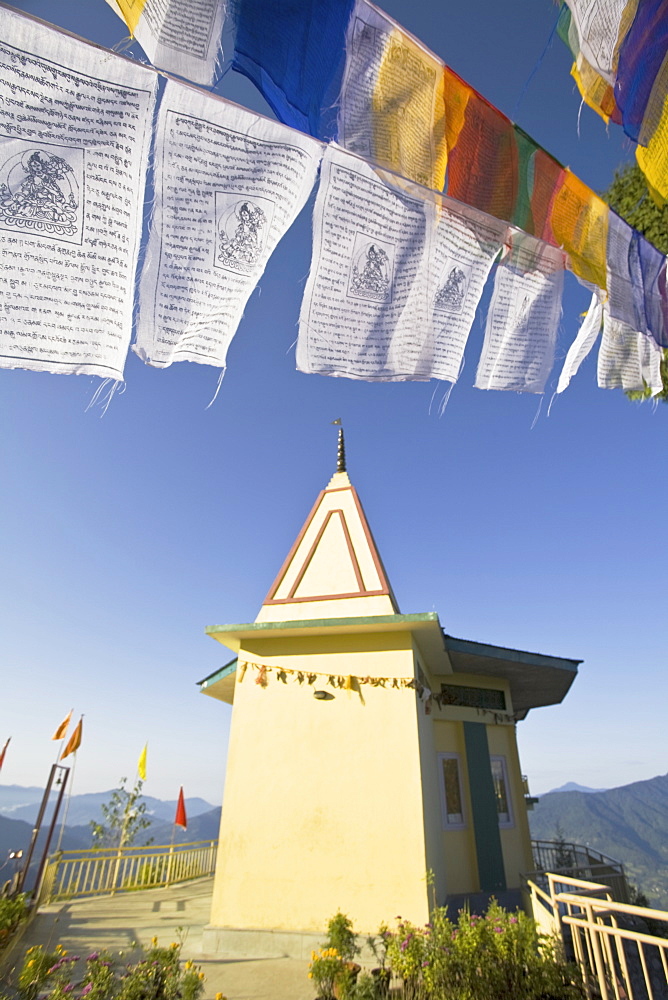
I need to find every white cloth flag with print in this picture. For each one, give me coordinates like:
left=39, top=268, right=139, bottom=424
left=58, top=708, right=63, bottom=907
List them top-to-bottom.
left=105, top=0, right=225, bottom=86
left=563, top=0, right=628, bottom=84
left=0, top=8, right=156, bottom=378
left=135, top=80, right=322, bottom=369
left=297, top=144, right=505, bottom=381
left=475, top=234, right=565, bottom=393
left=556, top=290, right=603, bottom=393
left=598, top=311, right=664, bottom=394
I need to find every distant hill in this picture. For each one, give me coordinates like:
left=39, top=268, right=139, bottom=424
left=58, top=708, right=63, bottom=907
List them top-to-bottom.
left=529, top=773, right=668, bottom=909
left=545, top=782, right=607, bottom=795
left=0, top=786, right=216, bottom=826
left=0, top=795, right=221, bottom=890
left=146, top=807, right=221, bottom=845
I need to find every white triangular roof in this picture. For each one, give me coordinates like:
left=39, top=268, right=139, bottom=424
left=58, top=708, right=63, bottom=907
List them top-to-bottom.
left=255, top=471, right=398, bottom=623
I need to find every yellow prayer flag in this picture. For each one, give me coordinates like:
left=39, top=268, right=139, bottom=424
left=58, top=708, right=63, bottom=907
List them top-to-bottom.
left=636, top=95, right=668, bottom=206
left=52, top=710, right=73, bottom=742
left=60, top=718, right=83, bottom=760
left=137, top=743, right=147, bottom=780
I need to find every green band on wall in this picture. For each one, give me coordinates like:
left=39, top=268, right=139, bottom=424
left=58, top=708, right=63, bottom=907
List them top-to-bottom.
left=463, top=722, right=506, bottom=892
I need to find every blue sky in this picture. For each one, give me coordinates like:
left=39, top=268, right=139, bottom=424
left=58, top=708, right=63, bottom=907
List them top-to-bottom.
left=1, top=0, right=665, bottom=804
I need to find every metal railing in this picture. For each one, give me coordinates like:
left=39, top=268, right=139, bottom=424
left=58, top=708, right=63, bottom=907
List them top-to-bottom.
left=525, top=839, right=630, bottom=903
left=39, top=840, right=217, bottom=904
left=526, top=872, right=668, bottom=1000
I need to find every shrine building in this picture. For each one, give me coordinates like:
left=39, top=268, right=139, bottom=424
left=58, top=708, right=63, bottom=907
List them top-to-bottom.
left=198, top=432, right=579, bottom=957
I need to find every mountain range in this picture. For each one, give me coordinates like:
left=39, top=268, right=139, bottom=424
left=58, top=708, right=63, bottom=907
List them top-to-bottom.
left=529, top=772, right=668, bottom=909
left=3, top=778, right=667, bottom=910
left=0, top=785, right=221, bottom=888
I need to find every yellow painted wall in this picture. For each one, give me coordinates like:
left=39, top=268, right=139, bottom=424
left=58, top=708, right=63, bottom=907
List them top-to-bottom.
left=210, top=631, right=432, bottom=934
left=430, top=719, right=480, bottom=895
left=486, top=725, right=534, bottom=888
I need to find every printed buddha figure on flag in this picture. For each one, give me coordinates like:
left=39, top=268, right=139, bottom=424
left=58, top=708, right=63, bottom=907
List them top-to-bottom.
left=0, top=147, right=81, bottom=239
left=217, top=198, right=269, bottom=272
left=348, top=237, right=393, bottom=301
left=435, top=264, right=469, bottom=313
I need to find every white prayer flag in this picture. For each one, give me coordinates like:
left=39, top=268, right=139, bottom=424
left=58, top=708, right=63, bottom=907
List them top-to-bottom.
left=104, top=0, right=225, bottom=86
left=563, top=0, right=628, bottom=84
left=0, top=8, right=156, bottom=378
left=135, top=80, right=322, bottom=369
left=297, top=144, right=505, bottom=382
left=423, top=198, right=506, bottom=381
left=475, top=234, right=565, bottom=393
left=556, top=290, right=603, bottom=393
left=598, top=310, right=664, bottom=394
left=638, top=330, right=664, bottom=396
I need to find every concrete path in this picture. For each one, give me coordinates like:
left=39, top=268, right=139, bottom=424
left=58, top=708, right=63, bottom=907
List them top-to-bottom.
left=3, top=879, right=313, bottom=1000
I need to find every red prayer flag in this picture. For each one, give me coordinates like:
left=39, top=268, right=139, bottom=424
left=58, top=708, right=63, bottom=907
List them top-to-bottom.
left=0, top=737, right=10, bottom=773
left=174, top=786, right=187, bottom=829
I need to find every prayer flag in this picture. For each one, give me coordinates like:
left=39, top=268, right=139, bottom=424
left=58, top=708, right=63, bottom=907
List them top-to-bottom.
left=104, top=0, right=225, bottom=85
left=232, top=0, right=355, bottom=140
left=339, top=0, right=447, bottom=190
left=563, top=0, right=632, bottom=85
left=615, top=0, right=668, bottom=143
left=0, top=8, right=157, bottom=379
left=445, top=73, right=518, bottom=225
left=134, top=80, right=322, bottom=369
left=297, top=144, right=506, bottom=383
left=550, top=170, right=609, bottom=289
left=475, top=235, right=565, bottom=393
left=556, top=291, right=604, bottom=393
left=597, top=310, right=662, bottom=392
left=52, top=711, right=73, bottom=742
left=60, top=718, right=83, bottom=760
left=0, top=738, right=10, bottom=774
left=137, top=743, right=147, bottom=781
left=175, top=787, right=187, bottom=829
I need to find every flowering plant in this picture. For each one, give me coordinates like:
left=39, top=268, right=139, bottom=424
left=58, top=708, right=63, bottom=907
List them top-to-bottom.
left=383, top=900, right=584, bottom=1000
left=6, top=938, right=207, bottom=1000
left=308, top=947, right=345, bottom=999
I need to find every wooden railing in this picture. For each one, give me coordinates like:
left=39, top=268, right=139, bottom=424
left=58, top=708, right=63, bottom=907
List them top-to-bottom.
left=39, top=841, right=217, bottom=904
left=526, top=872, right=668, bottom=1000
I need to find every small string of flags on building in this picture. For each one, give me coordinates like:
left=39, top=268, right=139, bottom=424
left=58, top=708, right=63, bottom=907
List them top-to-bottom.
left=238, top=659, right=519, bottom=723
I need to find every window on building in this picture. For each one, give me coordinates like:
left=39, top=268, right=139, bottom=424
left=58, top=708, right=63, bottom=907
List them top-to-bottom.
left=440, top=684, right=506, bottom=711
left=438, top=753, right=465, bottom=829
left=490, top=755, right=514, bottom=827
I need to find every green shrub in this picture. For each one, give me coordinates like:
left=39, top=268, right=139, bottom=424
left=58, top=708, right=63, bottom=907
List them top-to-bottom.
left=0, top=894, right=28, bottom=939
left=383, top=899, right=584, bottom=1000
left=323, top=911, right=360, bottom=962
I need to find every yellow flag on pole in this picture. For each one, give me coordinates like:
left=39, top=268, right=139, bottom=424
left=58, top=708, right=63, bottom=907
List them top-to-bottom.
left=52, top=710, right=72, bottom=741
left=60, top=717, right=83, bottom=760
left=137, top=743, right=147, bottom=781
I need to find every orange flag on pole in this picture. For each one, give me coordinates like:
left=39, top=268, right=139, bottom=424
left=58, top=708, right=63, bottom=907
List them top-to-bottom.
left=52, top=710, right=72, bottom=741
left=60, top=717, right=83, bottom=760
left=0, top=737, right=10, bottom=773
left=174, top=787, right=187, bottom=829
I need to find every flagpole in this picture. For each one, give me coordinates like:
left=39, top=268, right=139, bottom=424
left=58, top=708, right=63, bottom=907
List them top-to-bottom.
left=112, top=746, right=146, bottom=894
left=54, top=749, right=77, bottom=854
left=31, top=764, right=70, bottom=902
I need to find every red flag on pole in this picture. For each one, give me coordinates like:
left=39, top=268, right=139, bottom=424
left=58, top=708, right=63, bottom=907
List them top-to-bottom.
left=0, top=737, right=10, bottom=773
left=174, top=787, right=187, bottom=829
